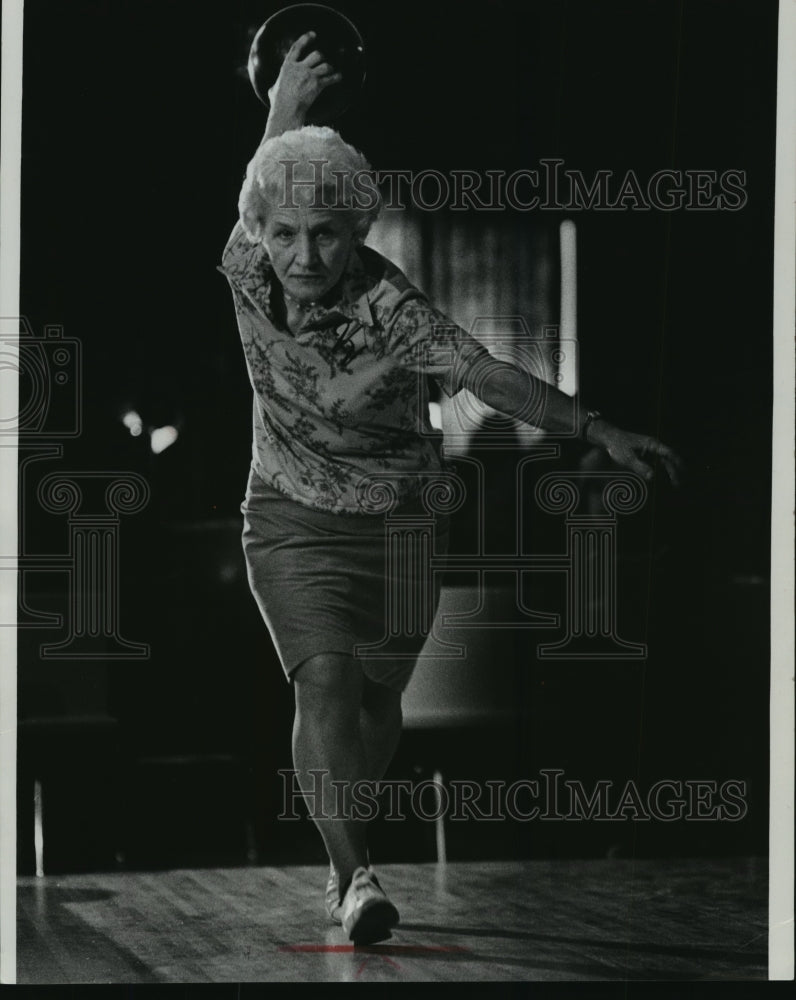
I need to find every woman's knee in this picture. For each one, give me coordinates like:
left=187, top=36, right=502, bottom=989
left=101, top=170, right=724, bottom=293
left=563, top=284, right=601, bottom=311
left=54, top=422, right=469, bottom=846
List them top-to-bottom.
left=293, top=652, right=363, bottom=714
left=361, top=674, right=402, bottom=723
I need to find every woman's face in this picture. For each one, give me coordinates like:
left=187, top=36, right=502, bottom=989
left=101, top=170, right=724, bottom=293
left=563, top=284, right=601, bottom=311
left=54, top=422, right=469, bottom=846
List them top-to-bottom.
left=263, top=203, right=358, bottom=305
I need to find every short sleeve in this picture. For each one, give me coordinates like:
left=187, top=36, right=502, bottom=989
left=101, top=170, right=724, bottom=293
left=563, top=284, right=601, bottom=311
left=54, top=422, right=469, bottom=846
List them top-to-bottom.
left=380, top=289, right=492, bottom=398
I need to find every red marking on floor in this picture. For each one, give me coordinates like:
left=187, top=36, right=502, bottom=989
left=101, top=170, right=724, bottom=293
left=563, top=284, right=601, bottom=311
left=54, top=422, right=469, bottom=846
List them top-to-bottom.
left=355, top=954, right=401, bottom=978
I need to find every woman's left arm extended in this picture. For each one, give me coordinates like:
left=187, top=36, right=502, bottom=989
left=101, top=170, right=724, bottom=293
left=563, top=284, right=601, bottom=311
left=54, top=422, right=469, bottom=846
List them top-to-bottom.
left=460, top=359, right=683, bottom=485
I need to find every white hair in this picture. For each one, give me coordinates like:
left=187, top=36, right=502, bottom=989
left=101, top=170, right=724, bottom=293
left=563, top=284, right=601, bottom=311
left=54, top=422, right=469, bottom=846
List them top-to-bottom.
left=238, top=126, right=382, bottom=243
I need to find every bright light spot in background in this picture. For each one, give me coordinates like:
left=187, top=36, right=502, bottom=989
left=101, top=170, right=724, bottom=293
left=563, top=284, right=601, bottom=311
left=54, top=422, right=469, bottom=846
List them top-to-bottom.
left=428, top=402, right=443, bottom=430
left=122, top=410, right=143, bottom=437
left=150, top=425, right=179, bottom=455
left=34, top=779, right=44, bottom=878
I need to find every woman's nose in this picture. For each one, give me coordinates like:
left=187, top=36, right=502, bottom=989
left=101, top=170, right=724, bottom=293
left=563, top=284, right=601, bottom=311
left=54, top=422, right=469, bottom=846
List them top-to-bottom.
left=296, top=233, right=318, bottom=267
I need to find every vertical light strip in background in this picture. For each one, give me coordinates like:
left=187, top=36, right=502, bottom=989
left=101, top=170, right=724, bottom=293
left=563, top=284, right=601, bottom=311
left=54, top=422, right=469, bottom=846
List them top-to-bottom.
left=0, top=0, right=23, bottom=984
left=769, top=0, right=795, bottom=982
left=558, top=219, right=578, bottom=398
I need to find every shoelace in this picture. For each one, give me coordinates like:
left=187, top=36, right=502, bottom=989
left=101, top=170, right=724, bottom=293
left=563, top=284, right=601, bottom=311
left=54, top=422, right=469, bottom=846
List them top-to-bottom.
left=336, top=860, right=383, bottom=902
left=341, top=867, right=382, bottom=901
left=353, top=869, right=383, bottom=895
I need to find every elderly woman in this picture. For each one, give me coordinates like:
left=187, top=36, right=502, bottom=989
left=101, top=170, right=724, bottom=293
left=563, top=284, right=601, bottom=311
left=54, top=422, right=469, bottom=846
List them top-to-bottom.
left=220, top=33, right=680, bottom=944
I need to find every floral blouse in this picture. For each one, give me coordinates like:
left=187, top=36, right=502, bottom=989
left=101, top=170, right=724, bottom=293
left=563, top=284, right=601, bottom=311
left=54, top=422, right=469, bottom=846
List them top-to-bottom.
left=219, top=222, right=490, bottom=514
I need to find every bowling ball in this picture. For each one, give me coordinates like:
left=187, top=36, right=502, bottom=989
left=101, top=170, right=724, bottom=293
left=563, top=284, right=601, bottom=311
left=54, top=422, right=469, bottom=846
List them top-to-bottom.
left=248, top=3, right=365, bottom=123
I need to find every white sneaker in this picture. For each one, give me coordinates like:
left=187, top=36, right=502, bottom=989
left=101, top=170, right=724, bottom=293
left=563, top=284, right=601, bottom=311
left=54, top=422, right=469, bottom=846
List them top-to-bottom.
left=325, top=853, right=372, bottom=924
left=325, top=863, right=343, bottom=924
left=340, top=866, right=399, bottom=944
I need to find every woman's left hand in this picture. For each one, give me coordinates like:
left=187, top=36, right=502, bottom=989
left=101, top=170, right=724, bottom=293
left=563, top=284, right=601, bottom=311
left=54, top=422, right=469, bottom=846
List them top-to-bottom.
left=268, top=31, right=343, bottom=115
left=586, top=420, right=684, bottom=486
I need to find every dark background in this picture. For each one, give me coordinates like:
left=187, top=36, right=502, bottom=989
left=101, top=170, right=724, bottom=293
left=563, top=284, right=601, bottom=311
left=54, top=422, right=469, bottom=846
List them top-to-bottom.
left=16, top=0, right=776, bottom=872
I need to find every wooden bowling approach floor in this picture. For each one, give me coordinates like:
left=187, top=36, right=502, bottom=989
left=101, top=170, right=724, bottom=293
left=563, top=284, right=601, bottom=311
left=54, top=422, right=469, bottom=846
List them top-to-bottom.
left=17, top=857, right=767, bottom=983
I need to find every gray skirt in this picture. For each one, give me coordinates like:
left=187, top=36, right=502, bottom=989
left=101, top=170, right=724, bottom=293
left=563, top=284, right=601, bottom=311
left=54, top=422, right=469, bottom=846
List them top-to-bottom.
left=240, top=465, right=450, bottom=692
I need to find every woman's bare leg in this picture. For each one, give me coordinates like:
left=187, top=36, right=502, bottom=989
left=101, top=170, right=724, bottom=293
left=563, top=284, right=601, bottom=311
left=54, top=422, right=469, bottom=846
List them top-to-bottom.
left=292, top=652, right=369, bottom=887
left=359, top=673, right=403, bottom=782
